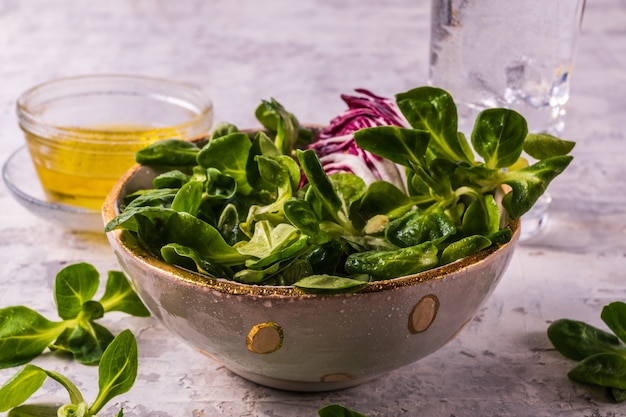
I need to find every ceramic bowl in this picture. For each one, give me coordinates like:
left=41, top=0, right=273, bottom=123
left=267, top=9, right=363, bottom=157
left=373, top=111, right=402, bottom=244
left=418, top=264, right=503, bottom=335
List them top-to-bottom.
left=102, top=162, right=520, bottom=392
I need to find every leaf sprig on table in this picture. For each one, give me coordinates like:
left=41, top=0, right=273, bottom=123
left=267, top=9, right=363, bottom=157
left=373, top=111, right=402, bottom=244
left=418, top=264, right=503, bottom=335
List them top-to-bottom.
left=0, top=262, right=150, bottom=368
left=548, top=301, right=626, bottom=402
left=0, top=329, right=138, bottom=417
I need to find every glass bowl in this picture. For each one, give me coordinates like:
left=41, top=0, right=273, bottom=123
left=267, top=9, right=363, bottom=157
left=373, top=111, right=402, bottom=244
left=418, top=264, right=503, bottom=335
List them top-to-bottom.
left=16, top=74, right=213, bottom=211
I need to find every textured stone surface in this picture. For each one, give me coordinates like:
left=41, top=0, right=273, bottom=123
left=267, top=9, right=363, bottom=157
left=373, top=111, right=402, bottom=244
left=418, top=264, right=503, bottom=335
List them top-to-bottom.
left=0, top=0, right=625, bottom=416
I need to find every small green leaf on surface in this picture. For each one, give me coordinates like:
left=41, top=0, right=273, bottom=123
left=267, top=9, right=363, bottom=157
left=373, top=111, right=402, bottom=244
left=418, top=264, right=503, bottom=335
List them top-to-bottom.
left=0, top=263, right=149, bottom=368
left=55, top=263, right=100, bottom=321
left=548, top=301, right=626, bottom=401
left=0, top=330, right=138, bottom=417
left=0, top=365, right=48, bottom=412
left=318, top=404, right=370, bottom=417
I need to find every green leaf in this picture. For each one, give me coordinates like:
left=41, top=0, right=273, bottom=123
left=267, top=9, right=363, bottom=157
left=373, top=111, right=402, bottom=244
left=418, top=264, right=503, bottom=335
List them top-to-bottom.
left=395, top=86, right=474, bottom=163
left=255, top=98, right=302, bottom=155
left=471, top=108, right=527, bottom=169
left=211, top=122, right=239, bottom=139
left=354, top=125, right=430, bottom=167
left=246, top=131, right=282, bottom=191
left=197, top=132, right=253, bottom=195
left=523, top=133, right=576, bottom=160
left=134, top=139, right=200, bottom=166
left=297, top=149, right=342, bottom=215
left=242, top=154, right=299, bottom=232
left=277, top=155, right=303, bottom=192
left=501, top=155, right=574, bottom=218
left=424, top=158, right=458, bottom=200
left=454, top=164, right=500, bottom=187
left=205, top=167, right=237, bottom=201
left=152, top=170, right=191, bottom=189
left=330, top=173, right=367, bottom=222
left=170, top=179, right=204, bottom=215
left=358, top=180, right=412, bottom=219
left=123, top=188, right=178, bottom=211
left=461, top=194, right=500, bottom=237
left=284, top=199, right=321, bottom=237
left=217, top=203, right=244, bottom=245
left=105, top=206, right=177, bottom=234
left=385, top=208, right=456, bottom=247
left=162, top=212, right=248, bottom=267
left=237, top=221, right=305, bottom=267
left=487, top=228, right=513, bottom=245
left=248, top=234, right=309, bottom=270
left=440, top=235, right=492, bottom=265
left=306, top=240, right=344, bottom=275
left=345, top=242, right=439, bottom=279
left=161, top=243, right=231, bottom=278
left=266, top=259, right=314, bottom=286
left=55, top=263, right=100, bottom=320
left=233, top=263, right=281, bottom=284
left=99, top=271, right=150, bottom=317
left=293, top=275, right=368, bottom=294
left=78, top=300, right=105, bottom=322
left=601, top=302, right=626, bottom=345
left=0, top=306, right=66, bottom=369
left=547, top=319, right=622, bottom=361
left=67, top=321, right=115, bottom=365
left=89, top=330, right=138, bottom=415
left=568, top=352, right=626, bottom=390
left=0, top=364, right=47, bottom=412
left=7, top=404, right=63, bottom=417
left=318, top=404, right=369, bottom=417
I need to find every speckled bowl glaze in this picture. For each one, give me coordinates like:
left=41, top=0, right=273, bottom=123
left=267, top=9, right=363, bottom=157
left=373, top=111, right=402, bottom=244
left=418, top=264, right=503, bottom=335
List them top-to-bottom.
left=103, top=162, right=520, bottom=392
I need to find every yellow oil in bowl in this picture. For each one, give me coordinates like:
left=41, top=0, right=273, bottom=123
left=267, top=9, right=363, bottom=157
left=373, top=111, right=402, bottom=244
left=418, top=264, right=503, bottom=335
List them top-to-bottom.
left=24, top=125, right=191, bottom=210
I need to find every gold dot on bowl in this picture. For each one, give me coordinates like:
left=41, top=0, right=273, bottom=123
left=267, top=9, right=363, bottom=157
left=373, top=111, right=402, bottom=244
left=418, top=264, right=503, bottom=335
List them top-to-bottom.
left=408, top=294, right=440, bottom=334
left=246, top=322, right=284, bottom=354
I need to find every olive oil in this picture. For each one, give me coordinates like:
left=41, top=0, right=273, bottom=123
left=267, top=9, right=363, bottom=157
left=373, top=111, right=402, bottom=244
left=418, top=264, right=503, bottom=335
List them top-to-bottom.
left=25, top=125, right=189, bottom=210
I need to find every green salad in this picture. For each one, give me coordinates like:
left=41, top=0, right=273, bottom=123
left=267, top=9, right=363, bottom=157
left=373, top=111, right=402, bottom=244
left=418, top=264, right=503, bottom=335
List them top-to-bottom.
left=104, top=86, right=574, bottom=292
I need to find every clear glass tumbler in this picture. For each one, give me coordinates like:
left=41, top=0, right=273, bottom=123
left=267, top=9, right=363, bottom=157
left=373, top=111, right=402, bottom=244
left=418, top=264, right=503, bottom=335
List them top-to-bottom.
left=429, top=0, right=585, bottom=241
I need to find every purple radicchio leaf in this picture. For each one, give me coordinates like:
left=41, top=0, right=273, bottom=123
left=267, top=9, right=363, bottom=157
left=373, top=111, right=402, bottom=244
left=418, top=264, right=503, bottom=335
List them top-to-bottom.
left=307, top=89, right=408, bottom=192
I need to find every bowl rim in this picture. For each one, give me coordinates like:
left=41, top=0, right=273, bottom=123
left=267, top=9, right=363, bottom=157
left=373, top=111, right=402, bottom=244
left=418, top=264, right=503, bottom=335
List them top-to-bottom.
left=103, top=160, right=520, bottom=298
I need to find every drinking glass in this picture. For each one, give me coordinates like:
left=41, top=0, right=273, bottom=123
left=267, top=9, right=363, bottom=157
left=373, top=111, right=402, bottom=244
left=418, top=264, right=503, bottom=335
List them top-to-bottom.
left=428, top=0, right=585, bottom=241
